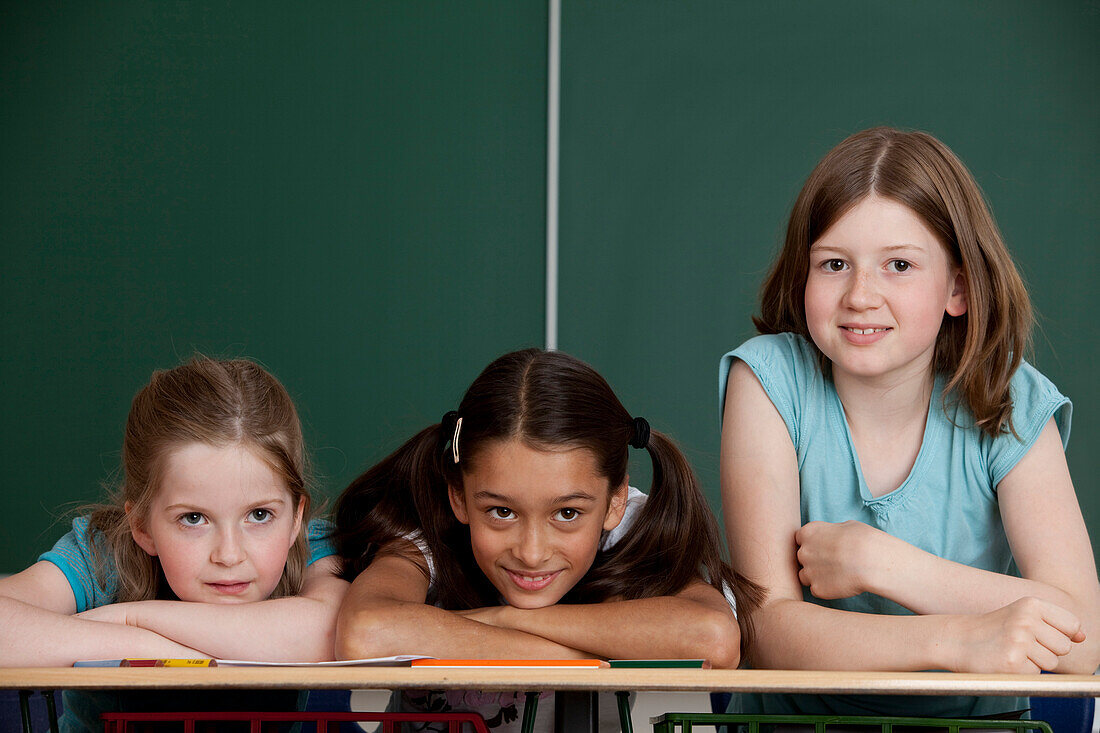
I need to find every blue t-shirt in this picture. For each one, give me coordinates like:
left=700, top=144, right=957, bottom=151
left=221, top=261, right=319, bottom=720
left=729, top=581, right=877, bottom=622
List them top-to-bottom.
left=719, top=333, right=1071, bottom=718
left=39, top=516, right=336, bottom=732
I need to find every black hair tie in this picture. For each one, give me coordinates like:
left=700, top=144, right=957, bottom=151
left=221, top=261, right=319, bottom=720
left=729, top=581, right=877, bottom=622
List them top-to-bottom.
left=440, top=411, right=459, bottom=449
left=630, top=417, right=651, bottom=450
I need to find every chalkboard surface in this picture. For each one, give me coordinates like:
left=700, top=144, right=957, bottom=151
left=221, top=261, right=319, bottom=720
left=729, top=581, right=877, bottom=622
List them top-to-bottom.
left=557, top=1, right=1099, bottom=560
left=0, top=2, right=547, bottom=568
left=2, top=2, right=1096, bottom=571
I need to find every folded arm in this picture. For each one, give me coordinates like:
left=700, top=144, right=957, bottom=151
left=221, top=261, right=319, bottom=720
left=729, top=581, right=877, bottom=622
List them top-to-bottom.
left=721, top=361, right=1091, bottom=673
left=791, top=420, right=1100, bottom=673
left=335, top=547, right=588, bottom=660
left=78, top=556, right=349, bottom=662
left=0, top=562, right=202, bottom=666
left=460, top=580, right=741, bottom=667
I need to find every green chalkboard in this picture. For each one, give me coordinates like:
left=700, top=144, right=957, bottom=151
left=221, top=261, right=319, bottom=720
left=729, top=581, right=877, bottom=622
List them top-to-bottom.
left=557, top=1, right=1100, bottom=560
left=0, top=2, right=547, bottom=569
left=2, top=2, right=1097, bottom=576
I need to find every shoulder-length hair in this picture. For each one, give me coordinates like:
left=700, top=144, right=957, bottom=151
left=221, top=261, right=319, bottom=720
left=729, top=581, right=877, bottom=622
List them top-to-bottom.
left=756, top=126, right=1031, bottom=435
left=335, top=348, right=763, bottom=652
left=88, top=356, right=312, bottom=602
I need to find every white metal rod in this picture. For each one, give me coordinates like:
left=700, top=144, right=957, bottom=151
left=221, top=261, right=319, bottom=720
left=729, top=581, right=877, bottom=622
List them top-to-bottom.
left=545, top=0, right=561, bottom=351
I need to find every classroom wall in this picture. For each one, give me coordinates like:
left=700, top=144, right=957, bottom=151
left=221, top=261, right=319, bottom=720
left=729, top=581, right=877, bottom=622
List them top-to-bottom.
left=559, top=0, right=1100, bottom=561
left=0, top=2, right=548, bottom=567
left=2, top=2, right=1097, bottom=572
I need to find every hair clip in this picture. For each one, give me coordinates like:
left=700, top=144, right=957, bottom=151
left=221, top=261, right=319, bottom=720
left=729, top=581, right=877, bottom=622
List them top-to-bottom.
left=452, top=417, right=463, bottom=464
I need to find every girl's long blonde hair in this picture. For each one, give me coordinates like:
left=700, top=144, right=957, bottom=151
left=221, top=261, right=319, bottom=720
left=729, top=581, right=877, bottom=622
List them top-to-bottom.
left=755, top=126, right=1032, bottom=435
left=88, top=357, right=312, bottom=602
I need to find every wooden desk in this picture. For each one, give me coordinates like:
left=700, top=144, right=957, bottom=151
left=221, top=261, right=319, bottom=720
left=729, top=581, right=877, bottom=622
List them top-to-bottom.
left=2, top=666, right=1098, bottom=695
left=4, top=668, right=1097, bottom=733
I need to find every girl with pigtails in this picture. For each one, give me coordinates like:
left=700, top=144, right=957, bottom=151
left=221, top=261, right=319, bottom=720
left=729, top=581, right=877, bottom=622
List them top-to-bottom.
left=334, top=347, right=760, bottom=731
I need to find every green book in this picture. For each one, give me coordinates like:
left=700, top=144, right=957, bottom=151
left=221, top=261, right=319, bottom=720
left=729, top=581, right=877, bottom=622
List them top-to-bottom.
left=607, top=659, right=706, bottom=668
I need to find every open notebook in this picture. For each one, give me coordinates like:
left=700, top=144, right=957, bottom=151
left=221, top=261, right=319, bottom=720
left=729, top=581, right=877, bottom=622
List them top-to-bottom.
left=73, top=655, right=432, bottom=667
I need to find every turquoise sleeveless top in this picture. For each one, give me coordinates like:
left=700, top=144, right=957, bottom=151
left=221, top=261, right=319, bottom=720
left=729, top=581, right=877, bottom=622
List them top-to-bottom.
left=719, top=333, right=1070, bottom=718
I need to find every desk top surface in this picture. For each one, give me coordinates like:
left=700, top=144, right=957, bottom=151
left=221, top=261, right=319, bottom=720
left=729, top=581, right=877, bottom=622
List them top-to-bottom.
left=1, top=668, right=1097, bottom=697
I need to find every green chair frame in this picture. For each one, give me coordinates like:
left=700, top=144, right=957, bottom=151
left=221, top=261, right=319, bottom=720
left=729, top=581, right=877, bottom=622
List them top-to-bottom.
left=649, top=713, right=1055, bottom=733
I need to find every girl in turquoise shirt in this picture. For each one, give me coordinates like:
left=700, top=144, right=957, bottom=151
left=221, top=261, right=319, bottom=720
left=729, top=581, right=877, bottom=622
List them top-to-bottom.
left=720, top=127, right=1100, bottom=718
left=0, top=357, right=347, bottom=730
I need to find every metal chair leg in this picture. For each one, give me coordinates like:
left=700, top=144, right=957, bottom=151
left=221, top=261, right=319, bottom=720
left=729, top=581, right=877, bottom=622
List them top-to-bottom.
left=616, top=690, right=633, bottom=733
left=19, top=691, right=32, bottom=733
left=43, top=691, right=58, bottom=733
left=521, top=691, right=541, bottom=733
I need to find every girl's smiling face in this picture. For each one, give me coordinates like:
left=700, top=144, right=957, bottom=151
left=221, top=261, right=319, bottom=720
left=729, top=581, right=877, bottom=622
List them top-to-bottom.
left=805, top=194, right=968, bottom=387
left=448, top=439, right=628, bottom=609
left=129, top=442, right=304, bottom=604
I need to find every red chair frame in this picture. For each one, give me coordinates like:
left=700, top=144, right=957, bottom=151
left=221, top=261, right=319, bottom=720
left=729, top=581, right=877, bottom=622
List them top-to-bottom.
left=101, top=710, right=490, bottom=733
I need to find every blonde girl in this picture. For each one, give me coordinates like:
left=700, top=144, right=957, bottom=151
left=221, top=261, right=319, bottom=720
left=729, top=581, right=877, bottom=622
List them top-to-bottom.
left=0, top=357, right=347, bottom=728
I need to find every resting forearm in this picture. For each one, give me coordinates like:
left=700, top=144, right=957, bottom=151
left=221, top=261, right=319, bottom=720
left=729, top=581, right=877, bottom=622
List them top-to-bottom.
left=874, top=539, right=1075, bottom=615
left=869, top=547, right=1100, bottom=672
left=0, top=597, right=200, bottom=666
left=124, top=597, right=340, bottom=662
left=488, top=597, right=741, bottom=667
left=750, top=598, right=950, bottom=671
left=336, top=602, right=587, bottom=660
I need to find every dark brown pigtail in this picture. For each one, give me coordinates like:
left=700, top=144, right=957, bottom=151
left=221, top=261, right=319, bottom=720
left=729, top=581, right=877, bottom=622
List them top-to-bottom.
left=571, top=430, right=764, bottom=656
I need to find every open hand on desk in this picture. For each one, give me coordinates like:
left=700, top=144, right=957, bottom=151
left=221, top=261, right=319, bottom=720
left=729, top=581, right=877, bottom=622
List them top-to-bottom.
left=947, top=596, right=1085, bottom=673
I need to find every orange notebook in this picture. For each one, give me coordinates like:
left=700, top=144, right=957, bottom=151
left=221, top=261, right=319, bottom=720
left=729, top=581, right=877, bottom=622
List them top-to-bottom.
left=411, top=659, right=607, bottom=669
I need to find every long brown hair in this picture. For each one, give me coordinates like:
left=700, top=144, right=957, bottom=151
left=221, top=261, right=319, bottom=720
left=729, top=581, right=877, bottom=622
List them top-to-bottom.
left=755, top=126, right=1031, bottom=435
left=335, top=348, right=763, bottom=651
left=88, top=356, right=312, bottom=602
